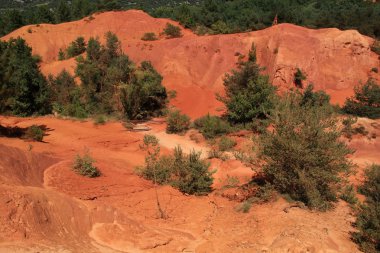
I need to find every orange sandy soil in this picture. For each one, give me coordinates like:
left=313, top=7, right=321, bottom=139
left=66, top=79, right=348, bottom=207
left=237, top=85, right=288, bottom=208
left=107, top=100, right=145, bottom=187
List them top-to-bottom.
left=1, top=9, right=380, bottom=253
left=2, top=10, right=380, bottom=118
left=0, top=115, right=379, bottom=253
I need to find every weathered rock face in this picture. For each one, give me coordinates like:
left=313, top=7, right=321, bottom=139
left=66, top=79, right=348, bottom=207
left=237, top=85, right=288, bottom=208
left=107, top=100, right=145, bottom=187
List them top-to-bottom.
left=2, top=10, right=379, bottom=117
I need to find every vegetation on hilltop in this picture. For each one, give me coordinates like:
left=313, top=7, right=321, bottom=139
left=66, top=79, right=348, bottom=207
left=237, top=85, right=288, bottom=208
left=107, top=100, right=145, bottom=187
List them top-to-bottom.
left=0, top=0, right=379, bottom=39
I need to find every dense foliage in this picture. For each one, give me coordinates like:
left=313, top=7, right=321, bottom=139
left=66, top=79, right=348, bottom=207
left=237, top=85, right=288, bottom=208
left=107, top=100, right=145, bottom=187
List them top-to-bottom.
left=153, top=0, right=380, bottom=38
left=1, top=1, right=379, bottom=39
left=0, top=37, right=51, bottom=116
left=218, top=43, right=277, bottom=125
left=343, top=79, right=380, bottom=119
left=260, top=91, right=353, bottom=210
left=166, top=110, right=191, bottom=134
left=193, top=114, right=231, bottom=139
left=138, top=134, right=213, bottom=195
left=353, top=164, right=380, bottom=253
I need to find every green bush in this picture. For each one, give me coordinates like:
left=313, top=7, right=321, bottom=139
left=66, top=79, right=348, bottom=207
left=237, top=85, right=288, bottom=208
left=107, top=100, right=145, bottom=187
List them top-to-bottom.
left=162, top=23, right=182, bottom=38
left=141, top=32, right=158, bottom=41
left=66, top=36, right=86, bottom=58
left=371, top=40, right=380, bottom=55
left=218, top=43, right=277, bottom=124
left=58, top=48, right=65, bottom=61
left=294, top=68, right=306, bottom=88
left=343, top=79, right=380, bottom=119
left=260, top=92, right=353, bottom=210
left=166, top=110, right=191, bottom=134
left=193, top=114, right=231, bottom=139
left=94, top=115, right=107, bottom=125
left=24, top=125, right=44, bottom=142
left=138, top=136, right=213, bottom=195
left=218, top=136, right=236, bottom=151
left=73, top=152, right=100, bottom=178
left=353, top=164, right=380, bottom=253
left=340, top=184, right=358, bottom=205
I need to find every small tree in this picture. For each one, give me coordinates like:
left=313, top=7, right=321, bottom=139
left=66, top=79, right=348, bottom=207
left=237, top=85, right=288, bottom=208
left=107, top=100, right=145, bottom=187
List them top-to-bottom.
left=163, top=23, right=182, bottom=38
left=66, top=36, right=86, bottom=58
left=218, top=43, right=277, bottom=125
left=58, top=48, right=65, bottom=60
left=294, top=68, right=306, bottom=88
left=343, top=79, right=380, bottom=119
left=260, top=92, right=353, bottom=210
left=166, top=110, right=190, bottom=134
left=139, top=134, right=167, bottom=219
left=353, top=164, right=380, bottom=253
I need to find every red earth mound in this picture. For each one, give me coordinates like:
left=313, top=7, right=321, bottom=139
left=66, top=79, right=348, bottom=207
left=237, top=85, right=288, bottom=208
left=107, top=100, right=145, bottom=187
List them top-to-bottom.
left=2, top=10, right=379, bottom=118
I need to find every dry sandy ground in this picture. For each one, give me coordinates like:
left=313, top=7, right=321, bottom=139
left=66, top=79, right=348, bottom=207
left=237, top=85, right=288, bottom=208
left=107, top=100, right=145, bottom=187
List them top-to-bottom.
left=0, top=115, right=379, bottom=252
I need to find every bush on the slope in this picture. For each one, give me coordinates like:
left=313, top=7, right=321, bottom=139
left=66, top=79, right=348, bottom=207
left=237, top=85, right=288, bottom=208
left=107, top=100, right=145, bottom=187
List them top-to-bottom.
left=162, top=23, right=182, bottom=38
left=218, top=43, right=277, bottom=125
left=343, top=79, right=380, bottom=119
left=260, top=92, right=353, bottom=210
left=166, top=110, right=191, bottom=134
left=193, top=114, right=231, bottom=139
left=138, top=135, right=213, bottom=195
left=73, top=152, right=100, bottom=178
left=353, top=164, right=380, bottom=253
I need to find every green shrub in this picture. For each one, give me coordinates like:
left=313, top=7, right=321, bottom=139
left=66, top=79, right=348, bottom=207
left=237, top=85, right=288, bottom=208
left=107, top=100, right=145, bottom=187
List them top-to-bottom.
left=162, top=23, right=182, bottom=38
left=141, top=32, right=158, bottom=41
left=66, top=36, right=86, bottom=58
left=371, top=40, right=380, bottom=55
left=218, top=43, right=277, bottom=124
left=58, top=48, right=65, bottom=60
left=294, top=68, right=306, bottom=88
left=343, top=79, right=380, bottom=119
left=260, top=92, right=353, bottom=210
left=166, top=110, right=191, bottom=134
left=193, top=114, right=231, bottom=139
left=94, top=115, right=107, bottom=125
left=24, top=125, right=44, bottom=142
left=218, top=136, right=236, bottom=151
left=138, top=137, right=213, bottom=195
left=208, top=148, right=229, bottom=161
left=73, top=152, right=100, bottom=178
left=353, top=164, right=380, bottom=253
left=340, top=184, right=358, bottom=205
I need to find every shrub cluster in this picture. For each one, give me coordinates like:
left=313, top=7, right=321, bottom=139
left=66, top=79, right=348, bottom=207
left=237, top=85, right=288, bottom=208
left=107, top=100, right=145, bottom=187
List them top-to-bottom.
left=162, top=23, right=182, bottom=38
left=51, top=32, right=167, bottom=119
left=141, top=32, right=158, bottom=41
left=58, top=36, right=86, bottom=60
left=343, top=79, right=380, bottom=119
left=259, top=92, right=353, bottom=210
left=166, top=110, right=191, bottom=134
left=193, top=114, right=231, bottom=139
left=24, top=125, right=45, bottom=142
left=138, top=135, right=213, bottom=195
left=218, top=136, right=236, bottom=151
left=73, top=152, right=100, bottom=178
left=353, top=164, right=380, bottom=253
